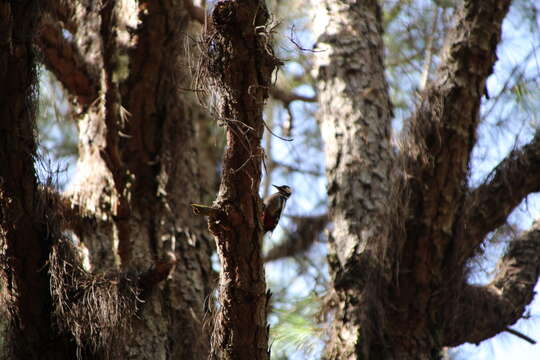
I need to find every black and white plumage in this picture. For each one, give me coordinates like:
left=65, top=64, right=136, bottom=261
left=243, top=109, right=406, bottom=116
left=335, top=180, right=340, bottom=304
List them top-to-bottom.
left=262, top=185, right=292, bottom=233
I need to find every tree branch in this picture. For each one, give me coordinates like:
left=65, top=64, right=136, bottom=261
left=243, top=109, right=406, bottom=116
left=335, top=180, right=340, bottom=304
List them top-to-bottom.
left=39, top=0, right=104, bottom=106
left=398, top=0, right=512, bottom=293
left=418, top=7, right=439, bottom=91
left=38, top=17, right=99, bottom=106
left=269, top=86, right=317, bottom=104
left=269, top=86, right=317, bottom=136
left=459, top=131, right=540, bottom=263
left=273, top=160, right=323, bottom=177
left=265, top=214, right=327, bottom=262
left=443, top=222, right=540, bottom=346
left=505, top=327, right=537, bottom=345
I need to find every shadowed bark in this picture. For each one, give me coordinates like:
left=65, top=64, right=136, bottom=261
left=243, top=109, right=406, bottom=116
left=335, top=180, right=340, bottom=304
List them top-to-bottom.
left=4, top=0, right=214, bottom=359
left=201, top=0, right=278, bottom=359
left=72, top=1, right=214, bottom=357
left=0, top=2, right=77, bottom=358
left=462, top=132, right=540, bottom=262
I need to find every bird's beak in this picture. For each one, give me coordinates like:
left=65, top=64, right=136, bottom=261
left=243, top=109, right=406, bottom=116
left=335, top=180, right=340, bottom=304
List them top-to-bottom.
left=272, top=184, right=279, bottom=190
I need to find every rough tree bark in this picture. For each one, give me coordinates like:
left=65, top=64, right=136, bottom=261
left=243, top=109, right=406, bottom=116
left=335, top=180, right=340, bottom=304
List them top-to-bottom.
left=314, top=0, right=394, bottom=357
left=315, top=0, right=540, bottom=359
left=0, top=1, right=77, bottom=358
left=3, top=1, right=214, bottom=359
left=199, top=1, right=277, bottom=359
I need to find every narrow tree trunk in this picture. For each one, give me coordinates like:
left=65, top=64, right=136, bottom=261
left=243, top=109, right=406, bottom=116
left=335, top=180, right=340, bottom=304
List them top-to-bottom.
left=202, top=1, right=277, bottom=359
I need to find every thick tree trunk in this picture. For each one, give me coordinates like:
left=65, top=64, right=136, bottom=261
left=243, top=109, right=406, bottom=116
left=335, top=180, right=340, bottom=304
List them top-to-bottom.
left=313, top=0, right=394, bottom=357
left=314, top=0, right=539, bottom=359
left=2, top=1, right=214, bottom=359
left=0, top=2, right=77, bottom=358
left=64, top=2, right=214, bottom=358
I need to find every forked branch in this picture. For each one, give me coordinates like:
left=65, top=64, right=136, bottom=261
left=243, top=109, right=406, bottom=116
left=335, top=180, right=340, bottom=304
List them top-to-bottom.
left=398, top=0, right=512, bottom=282
left=38, top=17, right=100, bottom=106
left=270, top=86, right=317, bottom=104
left=459, top=131, right=540, bottom=263
left=444, top=222, right=540, bottom=346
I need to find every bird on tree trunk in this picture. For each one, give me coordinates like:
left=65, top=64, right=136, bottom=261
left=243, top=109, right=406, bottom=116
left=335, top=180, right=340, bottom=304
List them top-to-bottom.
left=262, top=185, right=292, bottom=234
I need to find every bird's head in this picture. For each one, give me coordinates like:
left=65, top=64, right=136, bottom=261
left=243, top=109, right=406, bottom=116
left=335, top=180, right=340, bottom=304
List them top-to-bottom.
left=272, top=185, right=292, bottom=198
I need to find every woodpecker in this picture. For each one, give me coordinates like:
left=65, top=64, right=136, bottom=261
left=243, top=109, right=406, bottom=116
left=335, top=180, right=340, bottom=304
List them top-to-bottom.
left=262, top=185, right=292, bottom=233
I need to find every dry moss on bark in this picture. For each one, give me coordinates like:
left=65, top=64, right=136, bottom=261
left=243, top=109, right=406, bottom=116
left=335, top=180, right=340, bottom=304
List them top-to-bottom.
left=49, top=237, right=141, bottom=355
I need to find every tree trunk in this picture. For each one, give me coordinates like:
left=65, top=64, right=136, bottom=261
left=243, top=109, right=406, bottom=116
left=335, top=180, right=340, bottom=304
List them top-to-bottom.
left=314, top=0, right=394, bottom=357
left=315, top=0, right=540, bottom=359
left=3, top=1, right=214, bottom=359
left=64, top=1, right=214, bottom=358
left=201, top=1, right=277, bottom=359
left=0, top=2, right=77, bottom=358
